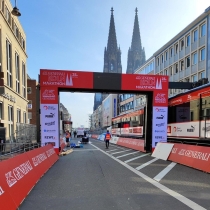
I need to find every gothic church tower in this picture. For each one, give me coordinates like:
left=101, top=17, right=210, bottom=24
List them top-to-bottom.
left=103, top=8, right=122, bottom=73
left=126, top=8, right=146, bottom=74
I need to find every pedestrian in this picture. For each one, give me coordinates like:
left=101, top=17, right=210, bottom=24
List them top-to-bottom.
left=65, top=130, right=71, bottom=147
left=74, top=130, right=76, bottom=138
left=104, top=130, right=111, bottom=149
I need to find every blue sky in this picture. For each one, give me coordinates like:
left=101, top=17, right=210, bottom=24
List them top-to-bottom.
left=16, top=0, right=210, bottom=128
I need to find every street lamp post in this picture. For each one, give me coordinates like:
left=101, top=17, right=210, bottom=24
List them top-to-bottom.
left=11, top=0, right=21, bottom=16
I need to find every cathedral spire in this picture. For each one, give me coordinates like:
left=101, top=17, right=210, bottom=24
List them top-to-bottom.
left=107, top=7, right=118, bottom=52
left=126, top=7, right=146, bottom=74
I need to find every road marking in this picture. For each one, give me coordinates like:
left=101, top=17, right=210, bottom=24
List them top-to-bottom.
left=90, top=143, right=207, bottom=210
left=73, top=149, right=98, bottom=151
left=106, top=149, right=118, bottom=153
left=110, top=149, right=132, bottom=155
left=116, top=151, right=140, bottom=158
left=124, top=153, right=150, bottom=163
left=135, top=158, right=158, bottom=170
left=153, top=162, right=177, bottom=182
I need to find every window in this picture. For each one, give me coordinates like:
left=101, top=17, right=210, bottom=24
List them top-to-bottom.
left=5, top=6, right=11, bottom=24
left=201, top=24, right=206, bottom=37
left=193, top=30, right=198, bottom=42
left=186, top=35, right=190, bottom=47
left=180, top=39, right=184, bottom=51
left=6, top=40, right=12, bottom=87
left=175, top=44, right=178, bottom=54
left=170, top=47, right=173, bottom=57
left=200, top=48, right=205, bottom=61
left=165, top=51, right=168, bottom=61
left=15, top=52, right=20, bottom=93
left=193, top=52, right=197, bottom=64
left=161, top=54, right=163, bottom=63
left=157, top=57, right=159, bottom=66
left=186, top=57, right=190, bottom=68
left=180, top=60, right=184, bottom=71
left=22, top=62, right=26, bottom=98
left=175, top=63, right=178, bottom=73
left=170, top=66, right=173, bottom=75
left=164, top=69, right=168, bottom=75
left=199, top=71, right=205, bottom=79
left=192, top=74, right=197, bottom=82
left=185, top=77, right=190, bottom=82
left=27, top=87, right=32, bottom=94
left=0, top=102, right=2, bottom=119
left=8, top=106, right=14, bottom=139
left=17, top=109, right=21, bottom=123
left=191, top=111, right=194, bottom=121
left=23, top=112, right=26, bottom=124
left=28, top=112, right=32, bottom=120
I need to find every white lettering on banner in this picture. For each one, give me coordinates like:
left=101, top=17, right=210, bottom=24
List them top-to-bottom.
left=136, top=85, right=155, bottom=89
left=155, top=93, right=166, bottom=104
left=46, top=148, right=55, bottom=157
left=172, top=148, right=178, bottom=153
left=177, top=149, right=210, bottom=161
left=32, top=153, right=47, bottom=167
left=5, top=160, right=33, bottom=187
left=0, top=186, right=4, bottom=196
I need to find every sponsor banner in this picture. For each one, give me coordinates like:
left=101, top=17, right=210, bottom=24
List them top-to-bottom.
left=40, top=69, right=93, bottom=89
left=121, top=74, right=168, bottom=91
left=168, top=85, right=210, bottom=106
left=40, top=86, right=58, bottom=104
left=153, top=91, right=168, bottom=107
left=40, top=104, right=59, bottom=150
left=152, top=107, right=168, bottom=148
left=167, top=121, right=210, bottom=138
left=111, top=127, right=143, bottom=136
left=99, top=134, right=106, bottom=141
left=91, top=135, right=98, bottom=139
left=110, top=136, right=119, bottom=144
left=117, top=138, right=145, bottom=152
left=168, top=143, right=210, bottom=173
left=42, top=144, right=59, bottom=167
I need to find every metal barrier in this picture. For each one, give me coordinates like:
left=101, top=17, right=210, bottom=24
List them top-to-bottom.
left=0, top=142, right=41, bottom=161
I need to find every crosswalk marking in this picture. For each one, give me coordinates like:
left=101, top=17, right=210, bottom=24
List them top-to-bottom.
left=106, top=149, right=118, bottom=153
left=110, top=149, right=132, bottom=155
left=116, top=151, right=140, bottom=158
left=124, top=153, right=150, bottom=163
left=135, top=158, right=158, bottom=170
left=153, top=162, right=177, bottom=182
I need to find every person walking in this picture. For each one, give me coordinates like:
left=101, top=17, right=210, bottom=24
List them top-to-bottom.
left=65, top=130, right=71, bottom=147
left=104, top=130, right=111, bottom=149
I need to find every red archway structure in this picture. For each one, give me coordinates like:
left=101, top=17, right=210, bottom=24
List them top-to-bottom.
left=40, top=70, right=169, bottom=154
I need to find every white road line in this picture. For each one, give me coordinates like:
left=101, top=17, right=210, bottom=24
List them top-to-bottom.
left=90, top=143, right=206, bottom=210
left=73, top=149, right=98, bottom=151
left=106, top=149, right=119, bottom=153
left=110, top=149, right=132, bottom=155
left=116, top=151, right=140, bottom=158
left=124, top=153, right=150, bottom=163
left=135, top=158, right=158, bottom=170
left=153, top=162, right=177, bottom=182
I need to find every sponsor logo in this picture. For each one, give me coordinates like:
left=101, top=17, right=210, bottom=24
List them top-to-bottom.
left=135, top=76, right=156, bottom=89
left=155, top=79, right=162, bottom=89
left=42, top=89, right=55, bottom=100
left=155, top=93, right=166, bottom=104
left=187, top=95, right=191, bottom=100
left=169, top=98, right=182, bottom=106
left=43, top=105, right=56, bottom=110
left=155, top=108, right=166, bottom=113
left=45, top=113, right=55, bottom=118
left=156, top=115, right=164, bottom=119
left=45, top=121, right=55, bottom=126
left=156, top=123, right=165, bottom=127
left=187, top=125, right=195, bottom=132
left=202, top=125, right=210, bottom=132
left=167, top=126, right=171, bottom=133
left=173, top=126, right=182, bottom=132
left=44, top=129, right=56, bottom=132
left=155, top=130, right=165, bottom=133
left=44, top=136, right=55, bottom=139
left=154, top=136, right=165, bottom=139
left=46, top=148, right=55, bottom=157
left=32, top=153, right=47, bottom=167
left=5, top=161, right=33, bottom=187
left=0, top=186, right=4, bottom=196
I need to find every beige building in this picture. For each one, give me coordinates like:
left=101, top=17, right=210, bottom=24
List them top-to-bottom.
left=0, top=0, right=28, bottom=141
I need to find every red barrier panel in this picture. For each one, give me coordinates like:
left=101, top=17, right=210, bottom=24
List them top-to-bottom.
left=91, top=135, right=98, bottom=139
left=117, top=138, right=146, bottom=152
left=168, top=143, right=210, bottom=173
left=0, top=145, right=59, bottom=210
left=0, top=165, right=17, bottom=210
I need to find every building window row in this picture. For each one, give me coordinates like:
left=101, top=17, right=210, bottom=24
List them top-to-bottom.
left=1, top=1, right=26, bottom=50
left=156, top=22, right=206, bottom=66
left=136, top=61, right=154, bottom=74
left=119, top=94, right=134, bottom=102
left=120, top=101, right=134, bottom=112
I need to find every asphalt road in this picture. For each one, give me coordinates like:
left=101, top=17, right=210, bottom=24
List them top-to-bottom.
left=20, top=138, right=210, bottom=210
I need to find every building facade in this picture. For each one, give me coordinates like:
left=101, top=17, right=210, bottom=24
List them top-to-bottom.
left=0, top=0, right=28, bottom=141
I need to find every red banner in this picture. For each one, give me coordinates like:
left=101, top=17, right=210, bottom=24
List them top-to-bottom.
left=40, top=69, right=93, bottom=89
left=121, top=74, right=168, bottom=91
left=153, top=90, right=168, bottom=107
left=117, top=138, right=145, bottom=152
left=168, top=143, right=210, bottom=173
left=0, top=145, right=58, bottom=209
